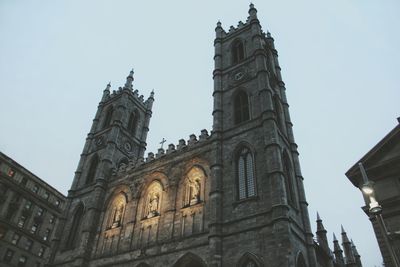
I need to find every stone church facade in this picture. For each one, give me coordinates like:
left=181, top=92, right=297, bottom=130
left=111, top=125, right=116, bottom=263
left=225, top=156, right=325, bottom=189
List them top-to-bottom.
left=48, top=5, right=360, bottom=267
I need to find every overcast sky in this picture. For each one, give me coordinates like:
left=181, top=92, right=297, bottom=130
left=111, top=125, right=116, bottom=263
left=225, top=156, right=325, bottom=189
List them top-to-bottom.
left=1, top=1, right=399, bottom=266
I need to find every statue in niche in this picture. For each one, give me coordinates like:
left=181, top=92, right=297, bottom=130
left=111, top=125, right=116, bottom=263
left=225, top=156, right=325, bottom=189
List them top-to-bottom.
left=189, top=179, right=200, bottom=205
left=147, top=192, right=159, bottom=218
left=111, top=203, right=124, bottom=228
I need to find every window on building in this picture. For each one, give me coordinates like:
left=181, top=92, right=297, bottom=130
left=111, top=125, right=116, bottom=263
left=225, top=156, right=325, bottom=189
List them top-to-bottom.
left=232, top=40, right=245, bottom=64
left=234, top=91, right=250, bottom=124
left=103, top=106, right=114, bottom=129
left=127, top=111, right=139, bottom=135
left=237, top=147, right=256, bottom=200
left=283, top=152, right=296, bottom=206
left=85, top=155, right=99, bottom=185
left=7, top=168, right=15, bottom=178
left=20, top=177, right=28, bottom=186
left=32, top=185, right=39, bottom=194
left=43, top=191, right=49, bottom=200
left=24, top=200, right=32, bottom=210
left=65, top=204, right=84, bottom=249
left=36, top=208, right=45, bottom=217
left=49, top=215, right=55, bottom=224
left=18, top=216, right=27, bottom=228
left=30, top=223, right=39, bottom=234
left=0, top=226, right=7, bottom=239
left=43, top=228, right=51, bottom=241
left=11, top=232, right=21, bottom=245
left=24, top=239, right=33, bottom=251
left=38, top=246, right=45, bottom=258
left=3, top=249, right=14, bottom=263
left=17, top=255, right=27, bottom=267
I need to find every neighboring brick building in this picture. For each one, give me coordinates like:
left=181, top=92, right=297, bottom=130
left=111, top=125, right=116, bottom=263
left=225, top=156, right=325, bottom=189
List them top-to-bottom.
left=43, top=4, right=362, bottom=267
left=346, top=119, right=400, bottom=267
left=0, top=152, right=66, bottom=267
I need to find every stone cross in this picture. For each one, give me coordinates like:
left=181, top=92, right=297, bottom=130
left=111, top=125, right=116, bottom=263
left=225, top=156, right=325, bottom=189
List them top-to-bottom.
left=159, top=138, right=166, bottom=149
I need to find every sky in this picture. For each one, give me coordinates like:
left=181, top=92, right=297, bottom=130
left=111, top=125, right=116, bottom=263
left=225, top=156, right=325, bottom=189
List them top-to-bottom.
left=1, top=1, right=399, bottom=266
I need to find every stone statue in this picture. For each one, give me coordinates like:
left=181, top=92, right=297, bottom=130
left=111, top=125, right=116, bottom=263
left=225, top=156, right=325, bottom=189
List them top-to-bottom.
left=190, top=179, right=200, bottom=205
left=147, top=193, right=159, bottom=218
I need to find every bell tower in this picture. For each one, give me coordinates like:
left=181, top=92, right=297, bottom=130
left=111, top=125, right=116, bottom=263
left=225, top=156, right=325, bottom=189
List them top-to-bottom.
left=210, top=4, right=317, bottom=266
left=50, top=70, right=154, bottom=266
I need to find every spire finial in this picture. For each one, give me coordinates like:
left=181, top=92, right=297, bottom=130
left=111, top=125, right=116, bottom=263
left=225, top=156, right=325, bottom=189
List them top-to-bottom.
left=248, top=2, right=257, bottom=17
left=217, top=20, right=221, bottom=27
left=124, top=69, right=134, bottom=89
left=105, top=82, right=111, bottom=91
left=317, top=211, right=321, bottom=221
left=341, top=225, right=345, bottom=233
left=333, top=232, right=337, bottom=241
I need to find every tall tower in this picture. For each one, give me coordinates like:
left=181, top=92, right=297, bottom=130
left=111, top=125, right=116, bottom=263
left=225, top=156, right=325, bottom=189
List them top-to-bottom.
left=211, top=4, right=317, bottom=266
left=50, top=71, right=154, bottom=266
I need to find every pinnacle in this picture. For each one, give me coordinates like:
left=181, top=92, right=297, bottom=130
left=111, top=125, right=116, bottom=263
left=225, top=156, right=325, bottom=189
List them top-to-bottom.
left=317, top=211, right=321, bottom=221
left=341, top=225, right=346, bottom=234
left=333, top=232, right=337, bottom=241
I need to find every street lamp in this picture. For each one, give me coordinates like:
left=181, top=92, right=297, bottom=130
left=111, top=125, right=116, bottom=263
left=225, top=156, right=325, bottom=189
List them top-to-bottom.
left=358, top=162, right=400, bottom=267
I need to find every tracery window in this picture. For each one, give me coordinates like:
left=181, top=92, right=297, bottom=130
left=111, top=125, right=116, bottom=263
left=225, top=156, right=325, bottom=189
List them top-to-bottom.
left=232, top=40, right=245, bottom=64
left=234, top=91, right=250, bottom=124
left=103, top=106, right=114, bottom=129
left=127, top=111, right=139, bottom=135
left=237, top=147, right=256, bottom=200
left=283, top=152, right=295, bottom=206
left=85, top=155, right=99, bottom=185
left=183, top=167, right=205, bottom=207
left=143, top=182, right=163, bottom=219
left=107, top=193, right=126, bottom=229
left=65, top=204, right=84, bottom=249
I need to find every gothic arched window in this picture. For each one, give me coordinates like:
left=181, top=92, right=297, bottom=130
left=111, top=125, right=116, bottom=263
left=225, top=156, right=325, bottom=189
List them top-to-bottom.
left=232, top=40, right=245, bottom=64
left=234, top=91, right=250, bottom=124
left=273, top=95, right=285, bottom=132
left=103, top=106, right=114, bottom=129
left=127, top=111, right=139, bottom=135
left=237, top=147, right=256, bottom=200
left=283, top=152, right=295, bottom=206
left=85, top=155, right=99, bottom=185
left=183, top=166, right=205, bottom=207
left=143, top=181, right=163, bottom=219
left=106, top=193, right=126, bottom=229
left=65, top=204, right=84, bottom=249
left=237, top=252, right=262, bottom=267
left=296, top=252, right=307, bottom=267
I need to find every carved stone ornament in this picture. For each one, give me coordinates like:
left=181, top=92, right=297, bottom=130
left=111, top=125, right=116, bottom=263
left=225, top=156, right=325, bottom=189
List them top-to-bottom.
left=95, top=136, right=104, bottom=146
left=124, top=142, right=132, bottom=152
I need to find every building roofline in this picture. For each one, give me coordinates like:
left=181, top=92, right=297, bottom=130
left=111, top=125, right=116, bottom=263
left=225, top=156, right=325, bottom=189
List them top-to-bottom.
left=345, top=120, right=400, bottom=187
left=0, top=150, right=66, bottom=198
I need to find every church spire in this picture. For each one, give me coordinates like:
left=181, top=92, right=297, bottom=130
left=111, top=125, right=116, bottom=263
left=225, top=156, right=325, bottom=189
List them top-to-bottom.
left=124, top=69, right=134, bottom=89
left=316, top=212, right=329, bottom=253
left=341, top=225, right=356, bottom=265
left=333, top=233, right=345, bottom=267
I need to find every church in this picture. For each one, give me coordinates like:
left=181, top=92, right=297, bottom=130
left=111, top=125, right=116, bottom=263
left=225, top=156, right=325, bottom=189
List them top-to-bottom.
left=47, top=5, right=362, bottom=267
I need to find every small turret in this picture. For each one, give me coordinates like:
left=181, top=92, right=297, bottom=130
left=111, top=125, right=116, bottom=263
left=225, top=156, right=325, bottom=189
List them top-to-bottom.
left=248, top=3, right=257, bottom=19
left=124, top=69, right=134, bottom=89
left=101, top=82, right=111, bottom=102
left=316, top=212, right=329, bottom=252
left=341, top=226, right=356, bottom=265
left=333, top=233, right=345, bottom=267
left=351, top=240, right=362, bottom=267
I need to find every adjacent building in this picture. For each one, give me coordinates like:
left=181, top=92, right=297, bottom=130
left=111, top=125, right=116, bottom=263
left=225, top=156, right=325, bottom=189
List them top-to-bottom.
left=346, top=119, right=400, bottom=267
left=0, top=152, right=66, bottom=267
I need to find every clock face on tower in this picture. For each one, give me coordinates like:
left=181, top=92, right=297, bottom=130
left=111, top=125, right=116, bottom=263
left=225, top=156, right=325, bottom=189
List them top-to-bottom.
left=124, top=142, right=132, bottom=152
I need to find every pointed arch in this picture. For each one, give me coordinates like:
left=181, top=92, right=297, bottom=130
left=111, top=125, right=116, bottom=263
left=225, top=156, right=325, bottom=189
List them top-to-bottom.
left=232, top=39, right=245, bottom=64
left=234, top=90, right=250, bottom=124
left=273, top=95, right=285, bottom=132
left=103, top=105, right=114, bottom=129
left=127, top=110, right=139, bottom=136
left=236, top=145, right=256, bottom=200
left=282, top=151, right=295, bottom=206
left=85, top=154, right=99, bottom=185
left=182, top=166, right=206, bottom=207
left=142, top=180, right=163, bottom=219
left=105, top=192, right=127, bottom=229
left=65, top=203, right=84, bottom=249
left=173, top=252, right=207, bottom=267
left=236, top=252, right=263, bottom=267
left=296, top=252, right=307, bottom=267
